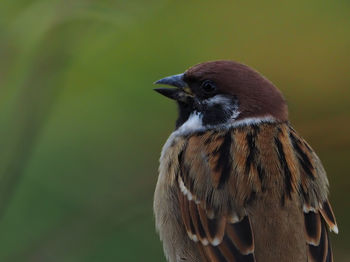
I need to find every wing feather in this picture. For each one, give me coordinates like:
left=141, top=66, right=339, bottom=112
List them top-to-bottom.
left=289, top=125, right=337, bottom=262
left=177, top=129, right=256, bottom=261
left=320, top=199, right=338, bottom=234
left=303, top=200, right=336, bottom=262
left=304, top=210, right=322, bottom=246
left=226, top=216, right=254, bottom=255
left=307, top=219, right=329, bottom=262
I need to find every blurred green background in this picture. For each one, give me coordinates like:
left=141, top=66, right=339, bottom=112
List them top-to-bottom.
left=0, top=0, right=349, bottom=261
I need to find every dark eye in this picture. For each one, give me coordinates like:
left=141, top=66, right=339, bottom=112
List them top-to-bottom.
left=201, top=80, right=216, bottom=93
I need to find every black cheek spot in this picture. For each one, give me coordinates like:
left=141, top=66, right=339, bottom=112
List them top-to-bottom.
left=202, top=104, right=230, bottom=126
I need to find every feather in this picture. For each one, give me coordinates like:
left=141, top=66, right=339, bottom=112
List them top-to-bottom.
left=320, top=200, right=338, bottom=234
left=304, top=210, right=322, bottom=246
left=226, top=216, right=254, bottom=254
left=308, top=222, right=330, bottom=262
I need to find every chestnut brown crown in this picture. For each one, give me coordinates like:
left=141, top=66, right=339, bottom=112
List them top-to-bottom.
left=184, top=60, right=288, bottom=121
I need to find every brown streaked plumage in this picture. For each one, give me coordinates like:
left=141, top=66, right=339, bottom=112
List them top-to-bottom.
left=153, top=60, right=337, bottom=262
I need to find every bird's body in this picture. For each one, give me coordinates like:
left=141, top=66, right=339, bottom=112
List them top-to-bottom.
left=153, top=61, right=337, bottom=262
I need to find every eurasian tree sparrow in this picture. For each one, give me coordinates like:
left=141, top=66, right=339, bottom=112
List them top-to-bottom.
left=153, top=61, right=337, bottom=262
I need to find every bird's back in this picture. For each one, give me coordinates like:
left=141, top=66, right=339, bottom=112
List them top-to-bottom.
left=154, top=122, right=337, bottom=262
left=248, top=186, right=306, bottom=261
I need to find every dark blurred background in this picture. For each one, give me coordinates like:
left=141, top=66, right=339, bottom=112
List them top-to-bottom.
left=0, top=0, right=349, bottom=261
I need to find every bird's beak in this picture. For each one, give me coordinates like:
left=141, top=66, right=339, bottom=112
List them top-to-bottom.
left=153, top=73, right=193, bottom=102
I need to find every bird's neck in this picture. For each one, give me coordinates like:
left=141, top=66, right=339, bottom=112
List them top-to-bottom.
left=174, top=112, right=278, bottom=137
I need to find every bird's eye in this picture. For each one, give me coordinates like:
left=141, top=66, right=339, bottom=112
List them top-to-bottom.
left=201, top=80, right=216, bottom=94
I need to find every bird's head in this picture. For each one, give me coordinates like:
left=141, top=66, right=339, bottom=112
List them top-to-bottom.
left=154, top=60, right=288, bottom=132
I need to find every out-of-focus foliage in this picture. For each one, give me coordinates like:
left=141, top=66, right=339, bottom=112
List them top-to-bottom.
left=0, top=0, right=349, bottom=261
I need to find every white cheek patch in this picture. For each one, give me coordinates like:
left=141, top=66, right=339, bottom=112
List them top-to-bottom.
left=204, top=95, right=232, bottom=105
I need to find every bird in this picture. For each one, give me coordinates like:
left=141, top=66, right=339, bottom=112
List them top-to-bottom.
left=153, top=60, right=338, bottom=262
